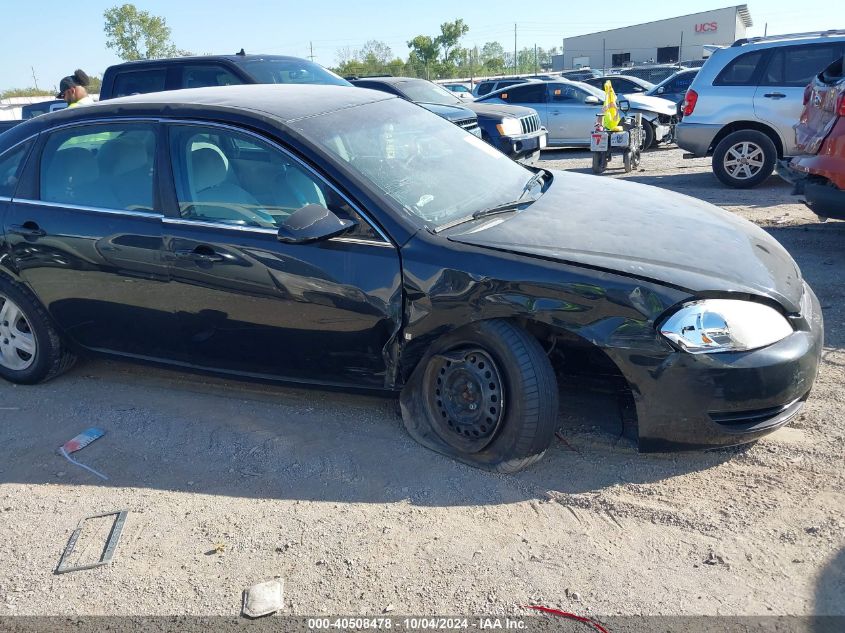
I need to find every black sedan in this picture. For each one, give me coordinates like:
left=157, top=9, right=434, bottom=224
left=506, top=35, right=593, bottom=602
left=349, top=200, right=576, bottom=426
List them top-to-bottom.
left=0, top=85, right=823, bottom=472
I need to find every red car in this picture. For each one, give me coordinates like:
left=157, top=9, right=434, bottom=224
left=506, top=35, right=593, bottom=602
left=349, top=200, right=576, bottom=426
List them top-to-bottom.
left=780, top=56, right=845, bottom=220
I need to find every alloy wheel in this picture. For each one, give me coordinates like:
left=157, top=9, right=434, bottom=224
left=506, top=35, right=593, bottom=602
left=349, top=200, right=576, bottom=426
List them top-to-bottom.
left=723, top=141, right=765, bottom=180
left=0, top=294, right=36, bottom=371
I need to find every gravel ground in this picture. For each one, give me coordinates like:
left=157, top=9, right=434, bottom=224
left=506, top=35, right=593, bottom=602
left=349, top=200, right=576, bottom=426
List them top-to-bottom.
left=0, top=147, right=843, bottom=621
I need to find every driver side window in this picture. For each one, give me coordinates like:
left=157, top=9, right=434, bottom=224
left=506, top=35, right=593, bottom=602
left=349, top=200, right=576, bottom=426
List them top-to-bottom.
left=499, top=84, right=546, bottom=104
left=550, top=85, right=581, bottom=102
left=167, top=124, right=379, bottom=240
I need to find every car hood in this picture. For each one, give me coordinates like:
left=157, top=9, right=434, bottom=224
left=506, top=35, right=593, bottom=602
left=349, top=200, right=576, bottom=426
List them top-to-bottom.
left=625, top=94, right=677, bottom=115
left=417, top=102, right=476, bottom=121
left=463, top=102, right=538, bottom=119
left=447, top=171, right=804, bottom=312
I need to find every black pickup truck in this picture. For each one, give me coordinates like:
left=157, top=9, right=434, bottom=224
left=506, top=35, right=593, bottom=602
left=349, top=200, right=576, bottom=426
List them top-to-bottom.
left=99, top=52, right=349, bottom=99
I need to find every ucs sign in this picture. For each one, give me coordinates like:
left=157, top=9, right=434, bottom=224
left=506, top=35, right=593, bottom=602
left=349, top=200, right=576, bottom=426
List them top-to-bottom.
left=696, top=22, right=718, bottom=33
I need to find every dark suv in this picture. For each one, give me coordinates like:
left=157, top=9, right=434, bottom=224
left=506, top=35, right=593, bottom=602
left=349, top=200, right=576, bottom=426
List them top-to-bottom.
left=100, top=53, right=349, bottom=99
left=353, top=77, right=547, bottom=163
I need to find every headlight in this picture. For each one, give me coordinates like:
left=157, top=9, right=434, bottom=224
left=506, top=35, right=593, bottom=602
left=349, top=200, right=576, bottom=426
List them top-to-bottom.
left=496, top=118, right=522, bottom=136
left=660, top=299, right=793, bottom=354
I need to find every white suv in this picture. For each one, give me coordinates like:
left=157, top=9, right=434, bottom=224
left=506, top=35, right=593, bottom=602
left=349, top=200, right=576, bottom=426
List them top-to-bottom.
left=676, top=31, right=845, bottom=188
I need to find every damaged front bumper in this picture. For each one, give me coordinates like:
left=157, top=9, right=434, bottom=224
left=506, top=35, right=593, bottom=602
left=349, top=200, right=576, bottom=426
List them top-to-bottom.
left=611, top=282, right=824, bottom=452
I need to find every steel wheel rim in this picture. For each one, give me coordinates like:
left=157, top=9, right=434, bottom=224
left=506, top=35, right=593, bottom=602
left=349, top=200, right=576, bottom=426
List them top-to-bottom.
left=723, top=141, right=765, bottom=180
left=0, top=294, right=36, bottom=371
left=426, top=348, right=505, bottom=453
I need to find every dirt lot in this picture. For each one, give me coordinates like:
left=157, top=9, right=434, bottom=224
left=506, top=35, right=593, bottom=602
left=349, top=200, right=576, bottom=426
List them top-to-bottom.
left=0, top=147, right=843, bottom=622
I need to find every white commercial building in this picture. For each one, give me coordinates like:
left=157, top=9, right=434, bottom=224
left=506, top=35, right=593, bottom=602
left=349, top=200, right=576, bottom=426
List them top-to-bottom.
left=559, top=5, right=753, bottom=70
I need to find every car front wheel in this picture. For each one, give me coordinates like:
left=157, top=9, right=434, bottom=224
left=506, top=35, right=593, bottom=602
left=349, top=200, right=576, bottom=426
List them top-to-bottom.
left=640, top=120, right=656, bottom=150
left=712, top=130, right=777, bottom=188
left=0, top=277, right=75, bottom=384
left=400, top=319, right=559, bottom=473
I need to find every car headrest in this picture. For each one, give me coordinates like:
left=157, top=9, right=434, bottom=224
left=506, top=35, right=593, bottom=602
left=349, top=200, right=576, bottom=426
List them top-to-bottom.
left=99, top=138, right=149, bottom=176
left=191, top=147, right=228, bottom=192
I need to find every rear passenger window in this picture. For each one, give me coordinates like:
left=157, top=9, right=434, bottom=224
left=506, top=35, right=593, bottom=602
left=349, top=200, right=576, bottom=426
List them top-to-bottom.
left=762, top=44, right=842, bottom=87
left=714, top=50, right=765, bottom=86
left=181, top=65, right=244, bottom=89
left=112, top=69, right=167, bottom=97
left=476, top=83, right=493, bottom=96
left=501, top=84, right=546, bottom=104
left=40, top=124, right=156, bottom=211
left=0, top=142, right=32, bottom=198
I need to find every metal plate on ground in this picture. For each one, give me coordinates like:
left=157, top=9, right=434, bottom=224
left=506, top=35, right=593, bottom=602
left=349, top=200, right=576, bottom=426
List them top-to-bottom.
left=55, top=510, right=128, bottom=574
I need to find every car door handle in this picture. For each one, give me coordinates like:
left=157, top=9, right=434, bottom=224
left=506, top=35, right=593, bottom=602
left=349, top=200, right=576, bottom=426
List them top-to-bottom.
left=763, top=93, right=786, bottom=99
left=8, top=223, right=46, bottom=238
left=173, top=248, right=225, bottom=263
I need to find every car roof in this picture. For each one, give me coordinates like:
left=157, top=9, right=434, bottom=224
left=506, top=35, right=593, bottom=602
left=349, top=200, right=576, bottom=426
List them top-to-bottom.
left=731, top=31, right=845, bottom=49
left=106, top=54, right=309, bottom=69
left=587, top=74, right=652, bottom=84
left=352, top=76, right=426, bottom=85
left=478, top=77, right=541, bottom=84
left=5, top=85, right=394, bottom=141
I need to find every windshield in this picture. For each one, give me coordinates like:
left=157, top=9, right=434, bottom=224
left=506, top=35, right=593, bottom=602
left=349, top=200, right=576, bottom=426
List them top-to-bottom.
left=240, top=59, right=351, bottom=86
left=397, top=80, right=463, bottom=105
left=296, top=98, right=535, bottom=228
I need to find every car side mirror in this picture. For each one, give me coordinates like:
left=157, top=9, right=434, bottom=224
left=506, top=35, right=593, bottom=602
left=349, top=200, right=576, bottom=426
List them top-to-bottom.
left=657, top=86, right=665, bottom=94
left=584, top=95, right=601, bottom=105
left=618, top=99, right=630, bottom=112
left=277, top=204, right=357, bottom=244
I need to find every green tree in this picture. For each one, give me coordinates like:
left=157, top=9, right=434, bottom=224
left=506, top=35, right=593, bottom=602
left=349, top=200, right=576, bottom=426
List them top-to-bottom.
left=103, top=3, right=179, bottom=61
left=436, top=19, right=469, bottom=65
left=406, top=35, right=440, bottom=78
left=333, top=40, right=398, bottom=77
left=360, top=40, right=393, bottom=67
left=480, top=41, right=506, bottom=74
left=88, top=76, right=103, bottom=94
left=0, top=87, right=54, bottom=99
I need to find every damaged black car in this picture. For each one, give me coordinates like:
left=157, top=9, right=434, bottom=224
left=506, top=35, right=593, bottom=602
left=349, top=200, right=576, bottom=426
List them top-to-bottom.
left=0, top=85, right=823, bottom=472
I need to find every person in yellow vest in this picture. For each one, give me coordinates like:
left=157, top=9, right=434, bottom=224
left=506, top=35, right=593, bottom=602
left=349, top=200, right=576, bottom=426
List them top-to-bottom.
left=57, top=70, right=94, bottom=107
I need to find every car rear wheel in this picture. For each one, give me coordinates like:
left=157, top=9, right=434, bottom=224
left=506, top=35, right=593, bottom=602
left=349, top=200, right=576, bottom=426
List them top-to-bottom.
left=640, top=120, right=656, bottom=150
left=712, top=130, right=776, bottom=188
left=0, top=277, right=75, bottom=384
left=400, top=319, right=559, bottom=473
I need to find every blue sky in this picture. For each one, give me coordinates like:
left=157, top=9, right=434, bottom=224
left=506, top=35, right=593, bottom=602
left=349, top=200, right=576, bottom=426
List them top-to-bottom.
left=0, top=1, right=837, bottom=91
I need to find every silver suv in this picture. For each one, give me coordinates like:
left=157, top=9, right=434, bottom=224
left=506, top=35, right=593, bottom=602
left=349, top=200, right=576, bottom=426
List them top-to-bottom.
left=676, top=31, right=845, bottom=188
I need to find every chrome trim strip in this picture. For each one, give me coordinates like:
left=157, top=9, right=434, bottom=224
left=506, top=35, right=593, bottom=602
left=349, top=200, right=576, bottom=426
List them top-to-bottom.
left=42, top=117, right=164, bottom=134
left=164, top=119, right=393, bottom=245
left=0, top=196, right=11, bottom=203
left=13, top=198, right=164, bottom=219
left=162, top=217, right=278, bottom=234
left=162, top=217, right=395, bottom=247
left=332, top=236, right=393, bottom=248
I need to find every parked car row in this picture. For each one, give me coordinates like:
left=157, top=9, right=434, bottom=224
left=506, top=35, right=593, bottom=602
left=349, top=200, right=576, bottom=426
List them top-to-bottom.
left=676, top=30, right=845, bottom=188
left=350, top=77, right=546, bottom=163
left=476, top=79, right=677, bottom=149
